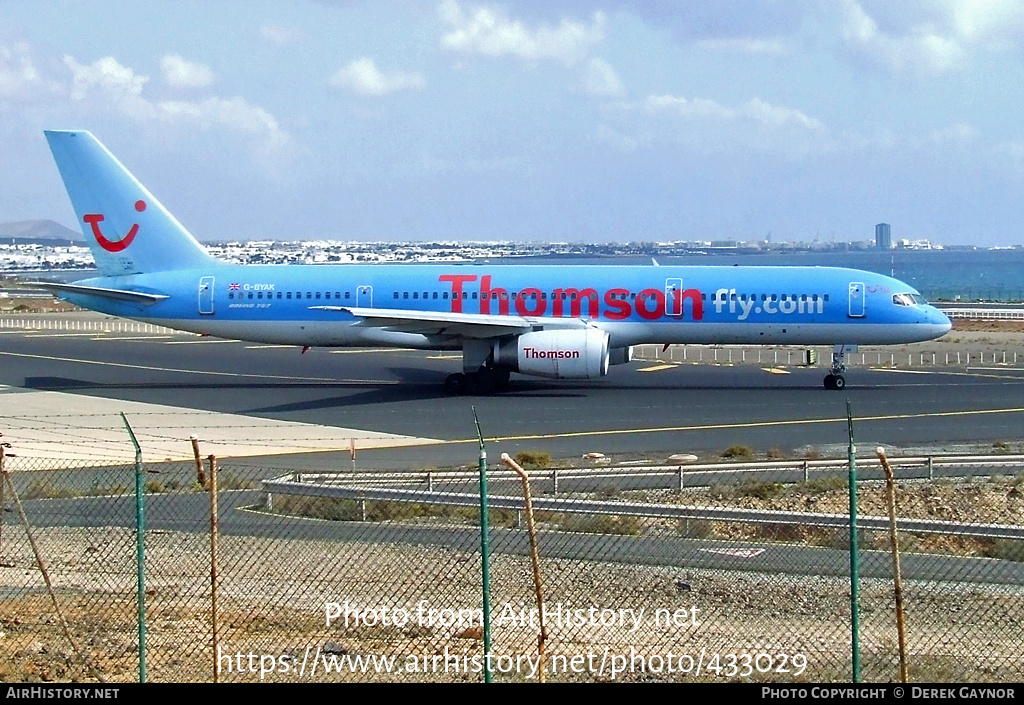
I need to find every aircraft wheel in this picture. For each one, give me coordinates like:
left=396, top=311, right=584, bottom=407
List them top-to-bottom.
left=492, top=368, right=511, bottom=391
left=467, top=371, right=496, bottom=395
left=444, top=373, right=468, bottom=395
left=823, top=373, right=835, bottom=390
left=832, top=374, right=846, bottom=389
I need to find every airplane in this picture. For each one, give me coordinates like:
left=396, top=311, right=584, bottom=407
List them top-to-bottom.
left=32, top=130, right=951, bottom=394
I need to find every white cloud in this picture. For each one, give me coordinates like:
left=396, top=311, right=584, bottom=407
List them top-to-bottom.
left=438, top=0, right=605, bottom=65
left=837, top=0, right=978, bottom=75
left=0, top=42, right=58, bottom=102
left=160, top=54, right=215, bottom=90
left=63, top=55, right=290, bottom=155
left=64, top=55, right=147, bottom=101
left=330, top=58, right=425, bottom=96
left=583, top=58, right=624, bottom=96
left=645, top=94, right=825, bottom=132
left=928, top=122, right=977, bottom=145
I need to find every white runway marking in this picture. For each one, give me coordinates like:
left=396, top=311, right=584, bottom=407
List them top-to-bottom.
left=93, top=336, right=176, bottom=341
left=165, top=338, right=239, bottom=345
left=329, top=348, right=408, bottom=354
left=869, top=368, right=935, bottom=375
left=0, top=384, right=440, bottom=467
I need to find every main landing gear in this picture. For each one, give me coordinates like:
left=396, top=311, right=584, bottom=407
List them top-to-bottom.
left=823, top=344, right=853, bottom=390
left=444, top=367, right=511, bottom=395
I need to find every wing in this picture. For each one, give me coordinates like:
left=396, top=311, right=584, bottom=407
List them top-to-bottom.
left=309, top=305, right=590, bottom=338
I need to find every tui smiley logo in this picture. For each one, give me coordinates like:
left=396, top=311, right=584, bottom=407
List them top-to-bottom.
left=84, top=200, right=146, bottom=252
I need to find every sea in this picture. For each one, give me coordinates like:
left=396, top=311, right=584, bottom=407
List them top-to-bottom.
left=25, top=246, right=1024, bottom=303
left=489, top=248, right=1024, bottom=303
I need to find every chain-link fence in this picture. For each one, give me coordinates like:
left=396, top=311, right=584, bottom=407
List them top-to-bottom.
left=1, top=441, right=1022, bottom=683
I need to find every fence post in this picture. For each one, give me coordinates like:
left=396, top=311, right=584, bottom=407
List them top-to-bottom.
left=846, top=401, right=860, bottom=683
left=471, top=408, right=492, bottom=683
left=121, top=413, right=146, bottom=683
left=191, top=435, right=206, bottom=488
left=0, top=445, right=4, bottom=556
left=876, top=448, right=910, bottom=683
left=209, top=454, right=220, bottom=683
left=501, top=454, right=549, bottom=681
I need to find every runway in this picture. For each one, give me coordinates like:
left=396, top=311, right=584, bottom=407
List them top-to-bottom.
left=3, top=314, right=1024, bottom=469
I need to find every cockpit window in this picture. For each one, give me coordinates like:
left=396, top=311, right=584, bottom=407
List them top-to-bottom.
left=893, top=293, right=926, bottom=307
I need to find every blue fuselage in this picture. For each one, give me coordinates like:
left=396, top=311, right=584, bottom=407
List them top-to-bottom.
left=61, top=263, right=952, bottom=350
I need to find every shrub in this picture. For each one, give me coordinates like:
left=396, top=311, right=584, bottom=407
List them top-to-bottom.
left=720, top=445, right=753, bottom=460
left=514, top=451, right=551, bottom=469
left=559, top=514, right=641, bottom=536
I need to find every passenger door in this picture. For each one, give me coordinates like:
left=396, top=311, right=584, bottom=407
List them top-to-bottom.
left=198, top=276, right=215, bottom=315
left=848, top=282, right=865, bottom=318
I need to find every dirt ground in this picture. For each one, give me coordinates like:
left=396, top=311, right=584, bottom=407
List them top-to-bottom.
left=0, top=473, right=1021, bottom=684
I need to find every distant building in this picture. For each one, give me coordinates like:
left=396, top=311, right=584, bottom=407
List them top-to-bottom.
left=875, top=223, right=892, bottom=249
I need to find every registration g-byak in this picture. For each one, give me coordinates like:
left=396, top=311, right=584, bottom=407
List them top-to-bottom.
left=34, top=130, right=951, bottom=394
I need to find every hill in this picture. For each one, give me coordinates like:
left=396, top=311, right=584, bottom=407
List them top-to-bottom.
left=0, top=220, right=83, bottom=244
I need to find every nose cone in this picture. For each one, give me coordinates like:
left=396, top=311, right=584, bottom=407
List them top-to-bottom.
left=926, top=306, right=952, bottom=339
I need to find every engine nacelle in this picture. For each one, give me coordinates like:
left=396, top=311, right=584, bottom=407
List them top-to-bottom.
left=494, top=329, right=609, bottom=379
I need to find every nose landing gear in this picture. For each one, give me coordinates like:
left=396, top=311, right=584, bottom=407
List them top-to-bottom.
left=823, top=344, right=854, bottom=390
left=823, top=373, right=846, bottom=390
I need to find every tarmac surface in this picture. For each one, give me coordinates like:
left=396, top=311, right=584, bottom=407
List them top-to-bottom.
left=2, top=313, right=1024, bottom=470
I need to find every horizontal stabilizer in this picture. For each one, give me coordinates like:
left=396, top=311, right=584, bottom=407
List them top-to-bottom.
left=22, top=281, right=169, bottom=304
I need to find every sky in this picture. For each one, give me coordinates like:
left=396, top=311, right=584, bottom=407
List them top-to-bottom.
left=1, top=0, right=1024, bottom=246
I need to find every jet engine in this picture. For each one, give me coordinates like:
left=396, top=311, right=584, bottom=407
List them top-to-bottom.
left=493, top=329, right=609, bottom=379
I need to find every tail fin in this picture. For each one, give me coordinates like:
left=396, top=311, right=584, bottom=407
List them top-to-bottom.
left=45, top=130, right=218, bottom=276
